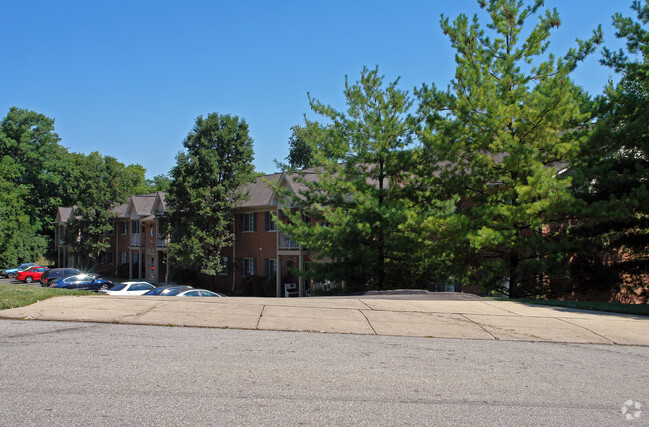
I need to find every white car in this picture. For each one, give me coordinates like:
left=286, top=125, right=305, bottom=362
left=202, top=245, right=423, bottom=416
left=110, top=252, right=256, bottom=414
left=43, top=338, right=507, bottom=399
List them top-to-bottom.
left=102, top=282, right=156, bottom=296
left=166, top=288, right=225, bottom=297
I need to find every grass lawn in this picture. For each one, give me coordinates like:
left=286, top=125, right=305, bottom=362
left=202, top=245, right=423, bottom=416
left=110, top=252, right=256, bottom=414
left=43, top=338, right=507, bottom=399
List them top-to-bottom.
left=0, top=283, right=96, bottom=310
left=512, top=298, right=649, bottom=316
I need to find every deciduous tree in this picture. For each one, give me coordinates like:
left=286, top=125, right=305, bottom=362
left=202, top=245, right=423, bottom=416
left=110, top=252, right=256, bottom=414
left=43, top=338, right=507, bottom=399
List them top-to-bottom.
left=165, top=113, right=256, bottom=275
left=64, top=152, right=136, bottom=266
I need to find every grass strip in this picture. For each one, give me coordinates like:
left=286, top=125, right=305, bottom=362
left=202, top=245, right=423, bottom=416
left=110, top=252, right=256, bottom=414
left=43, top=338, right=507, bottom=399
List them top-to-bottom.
left=0, top=283, right=96, bottom=310
left=511, top=298, right=649, bottom=316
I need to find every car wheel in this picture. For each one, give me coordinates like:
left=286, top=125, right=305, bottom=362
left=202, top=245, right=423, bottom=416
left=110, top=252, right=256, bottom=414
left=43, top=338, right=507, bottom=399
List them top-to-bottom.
left=8, top=273, right=14, bottom=279
left=25, top=276, right=33, bottom=283
left=99, top=284, right=109, bottom=292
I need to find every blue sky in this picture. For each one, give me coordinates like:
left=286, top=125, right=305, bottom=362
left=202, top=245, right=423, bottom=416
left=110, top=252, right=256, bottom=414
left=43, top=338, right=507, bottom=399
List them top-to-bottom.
left=0, top=1, right=629, bottom=179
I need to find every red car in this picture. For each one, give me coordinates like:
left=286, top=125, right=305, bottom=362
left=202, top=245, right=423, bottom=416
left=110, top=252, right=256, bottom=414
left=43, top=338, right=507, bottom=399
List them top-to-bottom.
left=16, top=266, right=49, bottom=284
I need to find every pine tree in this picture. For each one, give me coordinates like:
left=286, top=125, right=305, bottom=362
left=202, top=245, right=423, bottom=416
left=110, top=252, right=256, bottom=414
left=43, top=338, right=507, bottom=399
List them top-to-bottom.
left=416, top=0, right=602, bottom=297
left=572, top=0, right=649, bottom=300
left=273, top=67, right=444, bottom=291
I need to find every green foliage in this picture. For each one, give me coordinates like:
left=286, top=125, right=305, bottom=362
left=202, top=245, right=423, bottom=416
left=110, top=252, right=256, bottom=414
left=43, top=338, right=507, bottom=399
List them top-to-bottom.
left=415, top=0, right=602, bottom=297
left=572, top=0, right=649, bottom=293
left=273, top=67, right=444, bottom=291
left=0, top=107, right=68, bottom=264
left=165, top=113, right=256, bottom=275
left=285, top=125, right=313, bottom=169
left=64, top=152, right=136, bottom=261
left=146, top=174, right=172, bottom=193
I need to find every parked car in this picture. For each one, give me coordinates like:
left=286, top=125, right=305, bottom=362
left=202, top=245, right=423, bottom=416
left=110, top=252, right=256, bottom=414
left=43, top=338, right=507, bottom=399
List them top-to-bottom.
left=1, top=263, right=38, bottom=279
left=16, top=266, right=49, bottom=283
left=40, top=268, right=81, bottom=287
left=50, top=274, right=113, bottom=292
left=101, top=282, right=156, bottom=296
left=142, top=286, right=194, bottom=296
left=167, top=288, right=225, bottom=297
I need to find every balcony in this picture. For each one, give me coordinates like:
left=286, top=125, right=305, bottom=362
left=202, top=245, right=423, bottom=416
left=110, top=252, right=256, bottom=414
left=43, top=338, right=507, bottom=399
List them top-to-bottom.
left=279, top=233, right=300, bottom=250
left=156, top=238, right=167, bottom=248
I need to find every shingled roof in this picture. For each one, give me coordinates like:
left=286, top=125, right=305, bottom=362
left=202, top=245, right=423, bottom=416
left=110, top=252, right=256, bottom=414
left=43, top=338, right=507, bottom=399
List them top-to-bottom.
left=237, top=173, right=282, bottom=209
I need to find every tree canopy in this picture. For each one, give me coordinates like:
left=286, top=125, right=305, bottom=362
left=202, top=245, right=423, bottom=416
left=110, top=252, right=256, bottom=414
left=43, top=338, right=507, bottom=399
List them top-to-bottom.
left=413, top=0, right=602, bottom=297
left=572, top=0, right=649, bottom=300
left=272, top=67, right=445, bottom=291
left=165, top=113, right=256, bottom=275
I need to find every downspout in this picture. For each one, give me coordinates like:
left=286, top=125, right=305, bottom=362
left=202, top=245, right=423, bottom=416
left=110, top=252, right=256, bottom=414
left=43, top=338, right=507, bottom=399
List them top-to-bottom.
left=276, top=207, right=281, bottom=298
left=232, top=213, right=237, bottom=292
left=128, top=220, right=133, bottom=279
left=115, top=221, right=119, bottom=277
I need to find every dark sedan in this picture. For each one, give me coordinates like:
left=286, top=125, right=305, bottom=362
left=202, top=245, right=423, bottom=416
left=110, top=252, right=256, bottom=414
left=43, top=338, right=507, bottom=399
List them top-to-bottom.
left=50, top=274, right=114, bottom=292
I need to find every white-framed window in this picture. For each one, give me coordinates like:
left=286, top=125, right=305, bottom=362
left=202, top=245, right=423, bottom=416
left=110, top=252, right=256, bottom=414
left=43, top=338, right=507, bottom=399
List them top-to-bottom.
left=265, top=212, right=277, bottom=231
left=243, top=213, right=256, bottom=232
left=132, top=221, right=139, bottom=234
left=119, top=222, right=128, bottom=235
left=120, top=252, right=127, bottom=265
left=132, top=252, right=139, bottom=265
left=219, top=257, right=229, bottom=276
left=243, top=258, right=256, bottom=276
left=267, top=259, right=277, bottom=278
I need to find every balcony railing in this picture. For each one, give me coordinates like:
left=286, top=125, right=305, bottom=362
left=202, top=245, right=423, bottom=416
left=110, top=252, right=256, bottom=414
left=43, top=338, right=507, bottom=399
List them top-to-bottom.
left=279, top=233, right=300, bottom=250
left=157, top=238, right=167, bottom=248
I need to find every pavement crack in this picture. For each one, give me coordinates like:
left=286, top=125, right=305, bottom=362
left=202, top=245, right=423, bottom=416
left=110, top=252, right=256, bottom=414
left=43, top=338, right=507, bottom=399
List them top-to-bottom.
left=358, top=299, right=374, bottom=310
left=480, top=300, right=523, bottom=316
left=127, top=302, right=164, bottom=320
left=256, top=305, right=266, bottom=330
left=359, top=310, right=377, bottom=335
left=459, top=313, right=498, bottom=340
left=557, top=317, right=616, bottom=345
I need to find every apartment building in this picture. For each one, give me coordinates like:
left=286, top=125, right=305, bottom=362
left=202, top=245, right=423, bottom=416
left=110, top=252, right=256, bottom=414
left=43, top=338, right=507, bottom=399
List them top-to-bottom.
left=54, top=172, right=314, bottom=297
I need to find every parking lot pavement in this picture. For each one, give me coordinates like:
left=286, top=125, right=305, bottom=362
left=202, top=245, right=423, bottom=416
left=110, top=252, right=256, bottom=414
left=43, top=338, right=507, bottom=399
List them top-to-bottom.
left=0, top=276, right=41, bottom=287
left=0, top=284, right=648, bottom=345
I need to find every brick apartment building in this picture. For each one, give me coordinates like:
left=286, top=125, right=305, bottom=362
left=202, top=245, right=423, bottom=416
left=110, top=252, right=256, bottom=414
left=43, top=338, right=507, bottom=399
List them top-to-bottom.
left=54, top=172, right=315, bottom=297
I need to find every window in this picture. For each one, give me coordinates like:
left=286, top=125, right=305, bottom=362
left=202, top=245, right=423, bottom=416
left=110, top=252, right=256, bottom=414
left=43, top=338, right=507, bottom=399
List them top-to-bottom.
left=265, top=212, right=277, bottom=231
left=242, top=213, right=256, bottom=232
left=132, top=221, right=139, bottom=234
left=119, top=222, right=128, bottom=235
left=107, top=252, right=114, bottom=265
left=120, top=252, right=127, bottom=265
left=132, top=252, right=139, bottom=265
left=219, top=257, right=229, bottom=276
left=243, top=258, right=256, bottom=276
left=265, top=259, right=277, bottom=278
left=131, top=283, right=154, bottom=291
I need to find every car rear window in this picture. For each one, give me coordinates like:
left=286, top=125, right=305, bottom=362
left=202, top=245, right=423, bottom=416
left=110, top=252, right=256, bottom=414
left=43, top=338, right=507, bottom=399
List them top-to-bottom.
left=109, top=284, right=127, bottom=291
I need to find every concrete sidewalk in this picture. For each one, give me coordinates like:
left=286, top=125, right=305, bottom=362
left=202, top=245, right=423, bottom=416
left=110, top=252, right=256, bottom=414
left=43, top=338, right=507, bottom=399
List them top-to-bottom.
left=1, top=295, right=648, bottom=345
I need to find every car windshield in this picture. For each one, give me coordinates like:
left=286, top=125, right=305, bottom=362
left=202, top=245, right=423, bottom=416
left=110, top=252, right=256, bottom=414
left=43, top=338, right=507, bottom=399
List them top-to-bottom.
left=160, top=287, right=193, bottom=296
